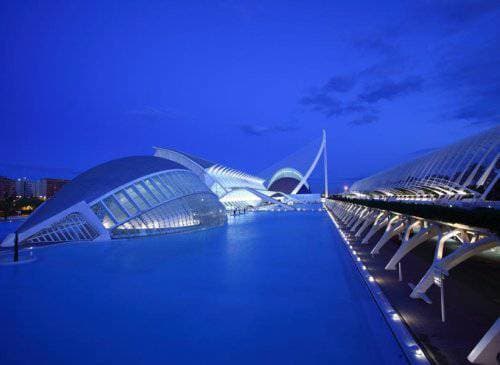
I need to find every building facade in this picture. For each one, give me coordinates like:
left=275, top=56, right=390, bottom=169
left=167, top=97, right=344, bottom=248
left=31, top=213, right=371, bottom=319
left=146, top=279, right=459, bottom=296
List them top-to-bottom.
left=2, top=133, right=328, bottom=247
left=2, top=156, right=227, bottom=247
left=0, top=176, right=16, bottom=198
left=15, top=177, right=34, bottom=198
left=33, top=178, right=70, bottom=199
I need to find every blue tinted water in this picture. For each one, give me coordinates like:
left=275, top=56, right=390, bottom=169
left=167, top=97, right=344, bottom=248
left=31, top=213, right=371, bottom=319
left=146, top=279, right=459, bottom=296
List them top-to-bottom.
left=0, top=210, right=406, bottom=364
left=0, top=218, right=24, bottom=242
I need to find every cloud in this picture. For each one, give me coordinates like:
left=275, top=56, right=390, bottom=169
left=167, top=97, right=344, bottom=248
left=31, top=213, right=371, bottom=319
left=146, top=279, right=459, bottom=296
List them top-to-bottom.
left=417, top=0, right=500, bottom=29
left=300, top=1, right=500, bottom=127
left=433, top=10, right=500, bottom=125
left=299, top=33, right=417, bottom=124
left=353, top=37, right=397, bottom=56
left=299, top=75, right=423, bottom=121
left=322, top=76, right=357, bottom=93
left=358, top=77, right=423, bottom=103
left=299, top=90, right=376, bottom=118
left=299, top=93, right=343, bottom=116
left=451, top=100, right=499, bottom=125
left=125, top=106, right=180, bottom=123
left=349, top=114, right=379, bottom=126
left=239, top=122, right=300, bottom=136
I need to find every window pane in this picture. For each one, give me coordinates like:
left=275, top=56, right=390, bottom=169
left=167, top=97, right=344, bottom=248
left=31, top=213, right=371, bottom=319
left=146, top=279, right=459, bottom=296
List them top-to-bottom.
left=160, top=173, right=182, bottom=196
left=152, top=176, right=174, bottom=199
left=144, top=179, right=165, bottom=202
left=135, top=182, right=158, bottom=206
left=125, top=186, right=149, bottom=210
left=115, top=191, right=138, bottom=215
left=103, top=196, right=129, bottom=222
left=91, top=202, right=116, bottom=228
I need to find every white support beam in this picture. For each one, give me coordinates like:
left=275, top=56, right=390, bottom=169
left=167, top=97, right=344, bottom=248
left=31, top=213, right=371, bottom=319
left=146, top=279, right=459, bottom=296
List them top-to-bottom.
left=350, top=208, right=370, bottom=232
left=355, top=211, right=378, bottom=238
left=361, top=213, right=390, bottom=244
left=371, top=216, right=405, bottom=255
left=385, top=224, right=440, bottom=270
left=408, top=230, right=499, bottom=300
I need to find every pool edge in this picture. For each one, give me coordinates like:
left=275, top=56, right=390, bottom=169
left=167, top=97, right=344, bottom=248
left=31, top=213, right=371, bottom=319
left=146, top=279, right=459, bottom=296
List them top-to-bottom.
left=324, top=206, right=431, bottom=365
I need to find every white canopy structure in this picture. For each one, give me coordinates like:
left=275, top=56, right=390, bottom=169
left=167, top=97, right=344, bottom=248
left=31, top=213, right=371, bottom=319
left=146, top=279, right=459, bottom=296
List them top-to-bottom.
left=350, top=125, right=499, bottom=203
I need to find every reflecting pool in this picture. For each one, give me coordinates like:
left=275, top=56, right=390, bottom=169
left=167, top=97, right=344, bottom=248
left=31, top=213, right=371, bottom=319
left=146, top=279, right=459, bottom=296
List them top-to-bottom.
left=0, top=209, right=406, bottom=364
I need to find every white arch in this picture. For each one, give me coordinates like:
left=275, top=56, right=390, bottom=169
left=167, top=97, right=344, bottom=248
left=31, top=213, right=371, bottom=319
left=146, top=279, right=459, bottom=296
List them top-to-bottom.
left=291, top=130, right=327, bottom=195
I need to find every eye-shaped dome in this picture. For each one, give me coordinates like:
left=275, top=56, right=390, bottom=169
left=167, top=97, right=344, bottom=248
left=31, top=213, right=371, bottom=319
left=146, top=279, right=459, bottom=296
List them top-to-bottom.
left=3, top=156, right=226, bottom=247
left=267, top=168, right=310, bottom=194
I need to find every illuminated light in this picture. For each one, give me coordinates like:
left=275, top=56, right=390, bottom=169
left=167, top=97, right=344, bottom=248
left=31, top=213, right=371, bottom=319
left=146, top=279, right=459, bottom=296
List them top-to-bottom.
left=356, top=257, right=361, bottom=262
left=362, top=265, right=366, bottom=270
left=368, top=276, right=375, bottom=282
left=391, top=313, right=400, bottom=321
left=414, top=349, right=425, bottom=359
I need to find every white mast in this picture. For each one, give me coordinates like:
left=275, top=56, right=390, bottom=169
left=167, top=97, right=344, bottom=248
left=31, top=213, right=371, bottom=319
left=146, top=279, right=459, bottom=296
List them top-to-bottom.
left=323, top=129, right=328, bottom=197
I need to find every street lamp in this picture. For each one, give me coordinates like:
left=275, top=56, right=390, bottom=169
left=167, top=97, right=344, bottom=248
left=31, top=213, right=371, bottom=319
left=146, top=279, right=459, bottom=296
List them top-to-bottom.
left=13, top=231, right=19, bottom=262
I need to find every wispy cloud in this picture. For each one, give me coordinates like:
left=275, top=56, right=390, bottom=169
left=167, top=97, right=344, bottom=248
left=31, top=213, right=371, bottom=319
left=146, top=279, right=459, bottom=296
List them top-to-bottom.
left=300, top=0, right=500, bottom=127
left=393, top=0, right=500, bottom=126
left=415, top=0, right=500, bottom=30
left=435, top=26, right=500, bottom=125
left=298, top=28, right=419, bottom=125
left=353, top=36, right=398, bottom=56
left=299, top=73, right=421, bottom=123
left=322, top=75, right=357, bottom=93
left=358, top=77, right=423, bottom=103
left=299, top=93, right=343, bottom=117
left=349, top=114, right=379, bottom=126
left=239, top=122, right=300, bottom=136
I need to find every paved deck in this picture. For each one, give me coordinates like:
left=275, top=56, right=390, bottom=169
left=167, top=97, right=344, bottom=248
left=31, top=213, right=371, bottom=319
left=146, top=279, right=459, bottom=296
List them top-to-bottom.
left=349, top=228, right=500, bottom=364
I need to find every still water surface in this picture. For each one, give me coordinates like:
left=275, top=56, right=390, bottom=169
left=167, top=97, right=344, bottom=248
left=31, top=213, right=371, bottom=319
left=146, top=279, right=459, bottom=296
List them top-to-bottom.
left=0, top=210, right=406, bottom=364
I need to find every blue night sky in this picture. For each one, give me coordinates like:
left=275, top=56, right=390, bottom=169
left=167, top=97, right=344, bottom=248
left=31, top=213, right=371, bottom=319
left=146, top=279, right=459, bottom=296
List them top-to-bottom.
left=1, top=0, right=499, bottom=191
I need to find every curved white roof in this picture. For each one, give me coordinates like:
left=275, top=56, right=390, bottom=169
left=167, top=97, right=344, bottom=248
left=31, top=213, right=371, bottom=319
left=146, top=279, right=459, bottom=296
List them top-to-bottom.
left=19, top=156, right=186, bottom=233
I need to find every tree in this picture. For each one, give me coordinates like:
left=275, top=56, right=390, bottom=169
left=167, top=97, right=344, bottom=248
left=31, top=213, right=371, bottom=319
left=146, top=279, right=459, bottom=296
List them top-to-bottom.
left=0, top=192, right=16, bottom=220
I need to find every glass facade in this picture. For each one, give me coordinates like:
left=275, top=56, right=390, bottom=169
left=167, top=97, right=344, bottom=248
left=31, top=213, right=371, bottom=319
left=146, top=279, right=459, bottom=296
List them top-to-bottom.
left=12, top=156, right=230, bottom=247
left=90, top=169, right=226, bottom=238
left=112, top=192, right=225, bottom=238
left=91, top=202, right=115, bottom=228
left=25, top=213, right=99, bottom=245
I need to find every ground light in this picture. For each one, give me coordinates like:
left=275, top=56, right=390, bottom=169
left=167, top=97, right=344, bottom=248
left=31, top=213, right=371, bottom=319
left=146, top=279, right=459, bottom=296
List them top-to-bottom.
left=324, top=205, right=430, bottom=364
